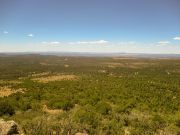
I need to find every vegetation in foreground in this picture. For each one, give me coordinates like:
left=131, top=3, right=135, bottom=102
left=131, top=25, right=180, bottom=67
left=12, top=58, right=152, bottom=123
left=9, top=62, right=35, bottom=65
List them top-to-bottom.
left=0, top=55, right=180, bottom=135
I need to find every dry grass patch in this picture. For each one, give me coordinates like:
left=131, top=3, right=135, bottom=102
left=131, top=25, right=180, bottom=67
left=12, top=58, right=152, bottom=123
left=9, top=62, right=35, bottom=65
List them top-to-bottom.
left=113, top=57, right=137, bottom=60
left=40, top=62, right=58, bottom=66
left=40, top=62, right=51, bottom=66
left=104, top=62, right=156, bottom=69
left=104, top=62, right=124, bottom=68
left=104, top=62, right=138, bottom=69
left=131, top=62, right=155, bottom=66
left=64, top=64, right=69, bottom=68
left=169, top=69, right=180, bottom=74
left=98, top=70, right=106, bottom=73
left=19, top=72, right=51, bottom=80
left=31, top=72, right=50, bottom=77
left=32, top=74, right=78, bottom=83
left=0, top=80, right=22, bottom=84
left=0, top=86, right=25, bottom=97
left=42, top=105, right=63, bottom=115
left=130, top=110, right=151, bottom=120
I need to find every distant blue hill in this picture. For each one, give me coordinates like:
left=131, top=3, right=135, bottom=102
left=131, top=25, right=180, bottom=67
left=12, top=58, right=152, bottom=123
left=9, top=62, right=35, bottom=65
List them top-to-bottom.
left=0, top=52, right=180, bottom=58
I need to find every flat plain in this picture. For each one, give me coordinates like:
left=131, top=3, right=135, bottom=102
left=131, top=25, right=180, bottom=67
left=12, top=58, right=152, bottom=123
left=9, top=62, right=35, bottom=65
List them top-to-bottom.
left=0, top=55, right=180, bottom=135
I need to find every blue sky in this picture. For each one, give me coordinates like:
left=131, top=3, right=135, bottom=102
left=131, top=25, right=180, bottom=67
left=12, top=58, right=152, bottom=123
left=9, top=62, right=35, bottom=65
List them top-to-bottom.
left=0, top=0, right=180, bottom=53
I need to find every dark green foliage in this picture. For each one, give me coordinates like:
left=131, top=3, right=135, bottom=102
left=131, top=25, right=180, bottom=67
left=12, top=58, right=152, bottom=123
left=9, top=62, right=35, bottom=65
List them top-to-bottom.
left=48, top=99, right=74, bottom=111
left=0, top=101, right=15, bottom=116
left=21, top=101, right=32, bottom=111
left=95, top=101, right=111, bottom=115
left=73, top=105, right=100, bottom=134
left=152, top=114, right=166, bottom=129
left=176, top=119, right=180, bottom=127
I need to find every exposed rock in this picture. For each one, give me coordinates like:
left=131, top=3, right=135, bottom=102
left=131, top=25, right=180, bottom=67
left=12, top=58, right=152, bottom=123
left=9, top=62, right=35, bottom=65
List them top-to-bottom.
left=0, top=119, right=23, bottom=135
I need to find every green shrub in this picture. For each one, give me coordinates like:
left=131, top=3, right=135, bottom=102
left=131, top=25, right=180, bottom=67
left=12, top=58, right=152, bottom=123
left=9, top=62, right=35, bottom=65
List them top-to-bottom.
left=48, top=100, right=74, bottom=111
left=0, top=101, right=15, bottom=116
left=21, top=101, right=32, bottom=111
left=95, top=101, right=112, bottom=115
left=116, top=101, right=135, bottom=114
left=73, top=106, right=100, bottom=133
left=152, top=115, right=166, bottom=129
left=175, top=119, right=180, bottom=127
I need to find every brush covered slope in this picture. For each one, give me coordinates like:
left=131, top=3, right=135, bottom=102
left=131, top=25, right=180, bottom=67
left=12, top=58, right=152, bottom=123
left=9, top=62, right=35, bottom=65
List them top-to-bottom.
left=0, top=55, right=180, bottom=135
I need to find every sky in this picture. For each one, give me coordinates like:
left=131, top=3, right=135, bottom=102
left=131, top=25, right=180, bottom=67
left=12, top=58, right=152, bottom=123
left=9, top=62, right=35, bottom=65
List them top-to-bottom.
left=0, top=0, right=180, bottom=53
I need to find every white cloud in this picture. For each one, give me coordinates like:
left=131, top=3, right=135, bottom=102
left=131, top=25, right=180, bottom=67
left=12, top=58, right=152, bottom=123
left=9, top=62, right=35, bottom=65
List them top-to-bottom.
left=3, top=31, right=8, bottom=34
left=27, top=34, right=34, bottom=37
left=173, top=37, right=180, bottom=40
left=2, top=40, right=180, bottom=54
left=69, top=40, right=108, bottom=45
left=42, top=41, right=60, bottom=45
left=42, top=41, right=47, bottom=44
left=50, top=41, right=60, bottom=45
left=118, top=41, right=136, bottom=45
left=156, top=41, right=170, bottom=46
left=157, top=41, right=170, bottom=44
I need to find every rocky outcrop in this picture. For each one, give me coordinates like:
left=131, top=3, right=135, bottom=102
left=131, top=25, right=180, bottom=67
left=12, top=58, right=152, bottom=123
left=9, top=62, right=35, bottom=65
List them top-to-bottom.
left=0, top=119, right=23, bottom=135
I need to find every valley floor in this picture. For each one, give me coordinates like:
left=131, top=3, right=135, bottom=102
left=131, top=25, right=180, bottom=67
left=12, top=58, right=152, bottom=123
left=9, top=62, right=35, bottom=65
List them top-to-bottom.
left=0, top=55, right=180, bottom=135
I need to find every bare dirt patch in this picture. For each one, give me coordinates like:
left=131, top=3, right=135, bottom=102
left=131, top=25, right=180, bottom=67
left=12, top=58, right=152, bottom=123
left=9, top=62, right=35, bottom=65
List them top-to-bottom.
left=113, top=57, right=137, bottom=60
left=40, top=62, right=58, bottom=66
left=104, top=62, right=156, bottom=69
left=104, top=62, right=125, bottom=68
left=104, top=62, right=138, bottom=69
left=131, top=62, right=154, bottom=66
left=64, top=64, right=69, bottom=68
left=169, top=69, right=180, bottom=74
left=98, top=70, right=107, bottom=73
left=19, top=72, right=51, bottom=80
left=31, top=72, right=51, bottom=77
left=32, top=74, right=78, bottom=83
left=0, top=87, right=25, bottom=97
left=42, top=105, right=63, bottom=114
left=130, top=110, right=151, bottom=120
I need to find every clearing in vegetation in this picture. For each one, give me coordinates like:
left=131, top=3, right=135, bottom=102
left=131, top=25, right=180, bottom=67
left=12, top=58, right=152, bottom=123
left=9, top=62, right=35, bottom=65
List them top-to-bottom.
left=32, top=74, right=78, bottom=83
left=0, top=87, right=25, bottom=97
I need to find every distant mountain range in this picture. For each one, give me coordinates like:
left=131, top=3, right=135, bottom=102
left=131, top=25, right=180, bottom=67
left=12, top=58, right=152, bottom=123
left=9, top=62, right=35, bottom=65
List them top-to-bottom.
left=0, top=52, right=180, bottom=58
